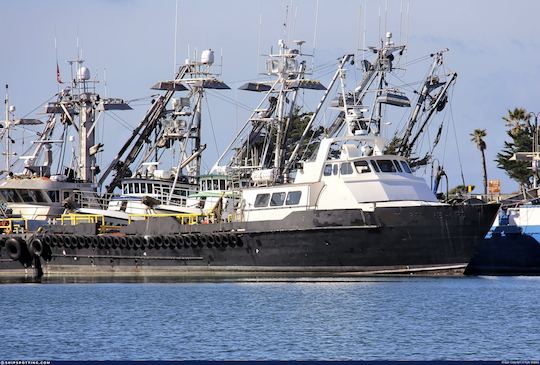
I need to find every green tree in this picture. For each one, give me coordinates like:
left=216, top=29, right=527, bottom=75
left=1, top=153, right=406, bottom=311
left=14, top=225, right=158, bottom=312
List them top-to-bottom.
left=496, top=108, right=533, bottom=188
left=470, top=129, right=488, bottom=194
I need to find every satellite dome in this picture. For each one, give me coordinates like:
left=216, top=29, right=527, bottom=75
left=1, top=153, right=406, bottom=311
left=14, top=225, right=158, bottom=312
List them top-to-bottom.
left=77, top=66, right=91, bottom=81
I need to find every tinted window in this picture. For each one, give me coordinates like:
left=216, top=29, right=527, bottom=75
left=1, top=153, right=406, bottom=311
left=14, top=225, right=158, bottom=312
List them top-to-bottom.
left=354, top=160, right=371, bottom=174
left=370, top=160, right=380, bottom=172
left=377, top=160, right=397, bottom=172
left=393, top=160, right=403, bottom=172
left=401, top=161, right=412, bottom=173
left=340, top=163, right=353, bottom=175
left=323, top=164, right=332, bottom=176
left=332, top=164, right=338, bottom=175
left=201, top=180, right=207, bottom=191
left=220, top=180, right=226, bottom=190
left=141, top=183, right=147, bottom=194
left=135, top=184, right=140, bottom=194
left=147, top=184, right=152, bottom=194
left=19, top=190, right=34, bottom=203
left=29, top=190, right=47, bottom=203
left=47, top=190, right=59, bottom=203
left=286, top=191, right=302, bottom=205
left=270, top=192, right=286, bottom=206
left=254, top=193, right=270, bottom=207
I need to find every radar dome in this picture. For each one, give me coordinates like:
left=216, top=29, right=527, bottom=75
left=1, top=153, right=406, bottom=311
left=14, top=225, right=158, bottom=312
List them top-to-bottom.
left=200, top=49, right=214, bottom=65
left=77, top=66, right=91, bottom=81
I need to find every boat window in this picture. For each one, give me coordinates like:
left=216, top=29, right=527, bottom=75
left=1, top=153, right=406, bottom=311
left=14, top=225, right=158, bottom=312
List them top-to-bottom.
left=354, top=160, right=371, bottom=174
left=370, top=160, right=380, bottom=173
left=377, top=160, right=397, bottom=172
left=393, top=160, right=403, bottom=172
left=400, top=161, right=412, bottom=173
left=340, top=163, right=353, bottom=175
left=323, top=164, right=332, bottom=176
left=332, top=164, right=338, bottom=175
left=201, top=180, right=207, bottom=191
left=213, top=180, right=220, bottom=190
left=220, top=180, right=226, bottom=190
left=140, top=183, right=147, bottom=194
left=128, top=184, right=133, bottom=194
left=134, top=184, right=140, bottom=194
left=147, top=184, right=153, bottom=194
left=123, top=185, right=128, bottom=194
left=0, top=190, right=11, bottom=202
left=1, top=190, right=22, bottom=203
left=19, top=190, right=34, bottom=203
left=29, top=190, right=47, bottom=203
left=47, top=190, right=59, bottom=203
left=63, top=191, right=71, bottom=200
left=286, top=191, right=302, bottom=205
left=270, top=192, right=286, bottom=206
left=254, top=193, right=270, bottom=208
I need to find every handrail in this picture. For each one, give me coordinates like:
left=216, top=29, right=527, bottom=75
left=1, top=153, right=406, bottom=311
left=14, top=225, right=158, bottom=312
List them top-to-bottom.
left=59, top=213, right=105, bottom=226
left=127, top=213, right=215, bottom=225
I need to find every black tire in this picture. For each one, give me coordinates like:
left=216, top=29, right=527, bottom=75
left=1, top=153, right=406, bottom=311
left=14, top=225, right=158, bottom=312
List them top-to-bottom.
left=207, top=234, right=215, bottom=246
left=214, top=234, right=223, bottom=246
left=228, top=234, right=238, bottom=247
left=175, top=235, right=184, bottom=249
left=76, top=236, right=85, bottom=249
left=133, top=236, right=145, bottom=250
left=146, top=236, right=155, bottom=249
left=5, top=237, right=24, bottom=261
left=28, top=238, right=44, bottom=257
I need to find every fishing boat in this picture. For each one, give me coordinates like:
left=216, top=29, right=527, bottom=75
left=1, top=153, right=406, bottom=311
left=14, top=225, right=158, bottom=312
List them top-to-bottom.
left=0, top=35, right=499, bottom=279
left=70, top=49, right=230, bottom=225
left=0, top=60, right=131, bottom=229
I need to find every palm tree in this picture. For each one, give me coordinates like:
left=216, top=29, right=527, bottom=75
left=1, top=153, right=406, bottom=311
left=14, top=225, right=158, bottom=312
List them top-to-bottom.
left=503, top=108, right=531, bottom=135
left=471, top=129, right=488, bottom=194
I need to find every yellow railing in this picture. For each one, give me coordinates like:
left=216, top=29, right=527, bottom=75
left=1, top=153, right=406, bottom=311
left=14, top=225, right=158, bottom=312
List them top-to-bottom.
left=127, top=213, right=215, bottom=225
left=59, top=214, right=105, bottom=226
left=0, top=218, right=28, bottom=234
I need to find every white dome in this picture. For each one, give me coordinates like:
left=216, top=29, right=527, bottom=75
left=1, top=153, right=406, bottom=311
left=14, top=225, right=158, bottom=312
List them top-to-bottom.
left=77, top=66, right=91, bottom=81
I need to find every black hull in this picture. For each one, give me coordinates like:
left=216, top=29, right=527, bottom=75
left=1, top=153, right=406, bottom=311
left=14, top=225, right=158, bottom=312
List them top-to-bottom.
left=0, top=204, right=499, bottom=279
left=465, top=232, right=540, bottom=276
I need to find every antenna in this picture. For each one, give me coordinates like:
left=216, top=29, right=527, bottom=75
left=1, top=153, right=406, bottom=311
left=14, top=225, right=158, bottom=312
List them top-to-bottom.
left=173, top=0, right=179, bottom=73
left=311, top=0, right=319, bottom=71
left=384, top=0, right=388, bottom=35
left=257, top=14, right=262, bottom=74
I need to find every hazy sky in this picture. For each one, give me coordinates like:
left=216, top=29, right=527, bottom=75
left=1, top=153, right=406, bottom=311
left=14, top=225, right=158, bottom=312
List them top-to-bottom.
left=1, top=0, right=539, bottom=193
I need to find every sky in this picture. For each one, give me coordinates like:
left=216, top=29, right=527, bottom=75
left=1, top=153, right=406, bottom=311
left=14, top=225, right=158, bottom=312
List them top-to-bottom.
left=1, top=0, right=539, bottom=193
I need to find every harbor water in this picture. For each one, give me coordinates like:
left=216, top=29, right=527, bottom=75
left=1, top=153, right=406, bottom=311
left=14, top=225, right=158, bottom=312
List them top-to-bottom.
left=0, top=276, right=539, bottom=360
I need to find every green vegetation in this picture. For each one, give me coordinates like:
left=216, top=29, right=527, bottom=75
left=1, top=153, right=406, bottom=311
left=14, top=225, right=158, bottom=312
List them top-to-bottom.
left=495, top=108, right=534, bottom=188
left=470, top=129, right=487, bottom=194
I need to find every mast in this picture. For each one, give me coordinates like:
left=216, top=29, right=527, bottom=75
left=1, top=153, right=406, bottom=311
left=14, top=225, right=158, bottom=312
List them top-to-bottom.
left=211, top=39, right=325, bottom=185
left=4, top=84, right=10, bottom=172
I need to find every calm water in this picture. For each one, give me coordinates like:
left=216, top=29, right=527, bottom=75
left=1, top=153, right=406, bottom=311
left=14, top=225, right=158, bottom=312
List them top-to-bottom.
left=0, top=276, right=539, bottom=360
